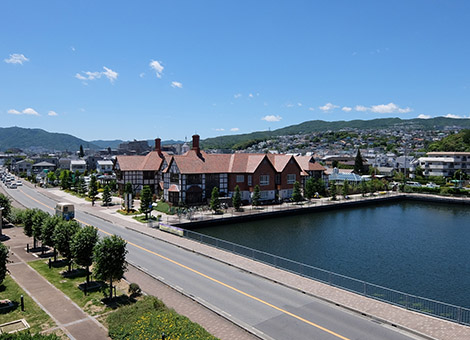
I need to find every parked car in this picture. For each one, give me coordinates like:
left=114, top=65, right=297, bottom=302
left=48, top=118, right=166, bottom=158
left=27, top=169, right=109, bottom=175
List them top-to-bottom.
left=16, top=180, right=22, bottom=186
left=405, top=181, right=421, bottom=187
left=8, top=182, right=17, bottom=189
left=425, top=182, right=440, bottom=189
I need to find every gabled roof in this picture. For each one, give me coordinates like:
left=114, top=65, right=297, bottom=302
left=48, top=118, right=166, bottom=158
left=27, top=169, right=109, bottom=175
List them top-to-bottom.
left=115, top=151, right=170, bottom=171
left=295, top=155, right=326, bottom=172
left=33, top=161, right=56, bottom=167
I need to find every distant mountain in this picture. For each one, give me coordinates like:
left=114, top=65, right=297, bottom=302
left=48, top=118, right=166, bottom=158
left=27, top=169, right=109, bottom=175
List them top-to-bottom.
left=201, top=117, right=470, bottom=149
left=0, top=127, right=99, bottom=152
left=90, top=139, right=124, bottom=149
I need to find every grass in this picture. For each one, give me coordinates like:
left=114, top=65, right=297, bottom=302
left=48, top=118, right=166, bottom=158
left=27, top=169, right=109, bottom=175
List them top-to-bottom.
left=154, top=201, right=171, bottom=214
left=116, top=209, right=139, bottom=216
left=132, top=215, right=157, bottom=223
left=29, top=259, right=130, bottom=316
left=0, top=275, right=56, bottom=334
left=107, top=296, right=219, bottom=340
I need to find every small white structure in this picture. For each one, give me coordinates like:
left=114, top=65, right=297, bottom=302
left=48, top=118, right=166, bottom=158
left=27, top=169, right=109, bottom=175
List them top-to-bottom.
left=70, top=160, right=87, bottom=173
left=96, top=160, right=113, bottom=174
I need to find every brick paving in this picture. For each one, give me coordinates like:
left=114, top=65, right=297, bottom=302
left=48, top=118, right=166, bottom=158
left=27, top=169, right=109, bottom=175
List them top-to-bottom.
left=7, top=183, right=470, bottom=340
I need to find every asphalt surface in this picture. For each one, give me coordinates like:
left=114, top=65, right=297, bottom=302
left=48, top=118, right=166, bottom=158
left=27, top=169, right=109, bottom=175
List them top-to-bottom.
left=2, top=181, right=424, bottom=340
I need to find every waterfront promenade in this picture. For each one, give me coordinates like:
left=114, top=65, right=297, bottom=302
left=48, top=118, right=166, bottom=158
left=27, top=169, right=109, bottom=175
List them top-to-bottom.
left=38, top=186, right=470, bottom=340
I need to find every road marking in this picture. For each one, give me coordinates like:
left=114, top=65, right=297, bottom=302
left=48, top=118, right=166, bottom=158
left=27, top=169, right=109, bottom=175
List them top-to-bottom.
left=19, top=188, right=351, bottom=340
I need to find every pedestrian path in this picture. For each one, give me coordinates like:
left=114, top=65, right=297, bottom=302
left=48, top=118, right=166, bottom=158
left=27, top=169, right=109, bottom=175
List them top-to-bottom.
left=5, top=227, right=109, bottom=340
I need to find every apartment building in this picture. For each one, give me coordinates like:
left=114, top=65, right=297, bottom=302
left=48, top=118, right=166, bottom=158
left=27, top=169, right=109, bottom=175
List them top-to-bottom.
left=418, top=152, right=470, bottom=177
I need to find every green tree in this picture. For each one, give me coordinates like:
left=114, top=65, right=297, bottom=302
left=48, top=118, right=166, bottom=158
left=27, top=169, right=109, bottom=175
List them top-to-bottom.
left=79, top=145, right=84, bottom=158
left=354, top=149, right=364, bottom=174
left=332, top=160, right=339, bottom=168
left=59, top=170, right=71, bottom=190
left=72, top=170, right=81, bottom=192
left=47, top=171, right=57, bottom=186
left=88, top=175, right=98, bottom=206
left=77, top=176, right=87, bottom=196
left=305, top=178, right=315, bottom=199
left=342, top=180, right=349, bottom=197
left=361, top=180, right=368, bottom=197
left=292, top=181, right=302, bottom=202
left=124, top=182, right=134, bottom=212
left=330, top=183, right=337, bottom=200
left=102, top=185, right=112, bottom=207
left=140, top=185, right=153, bottom=219
left=232, top=185, right=242, bottom=211
left=252, top=185, right=261, bottom=207
left=210, top=187, right=221, bottom=213
left=0, top=193, right=11, bottom=223
left=22, top=208, right=37, bottom=239
left=32, top=210, right=49, bottom=249
left=42, top=215, right=61, bottom=261
left=53, top=220, right=80, bottom=272
left=71, top=225, right=98, bottom=285
left=93, top=235, right=128, bottom=299
left=0, top=243, right=8, bottom=285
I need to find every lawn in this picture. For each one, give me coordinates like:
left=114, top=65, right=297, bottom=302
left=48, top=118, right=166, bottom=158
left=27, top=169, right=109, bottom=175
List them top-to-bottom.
left=154, top=201, right=172, bottom=214
left=132, top=215, right=157, bottom=223
left=29, top=260, right=130, bottom=316
left=0, top=275, right=56, bottom=334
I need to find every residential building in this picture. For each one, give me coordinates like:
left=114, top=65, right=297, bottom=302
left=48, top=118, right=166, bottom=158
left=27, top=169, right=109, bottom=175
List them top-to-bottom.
left=418, top=152, right=470, bottom=177
left=14, top=159, right=33, bottom=175
left=70, top=160, right=87, bottom=173
left=96, top=160, right=114, bottom=174
left=32, top=161, right=56, bottom=174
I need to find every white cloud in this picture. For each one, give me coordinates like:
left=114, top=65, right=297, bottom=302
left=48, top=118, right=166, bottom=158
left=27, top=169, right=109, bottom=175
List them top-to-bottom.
left=71, top=46, right=76, bottom=52
left=4, top=53, right=29, bottom=65
left=149, top=60, right=164, bottom=78
left=75, top=67, right=118, bottom=83
left=102, top=67, right=118, bottom=83
left=139, top=73, right=145, bottom=78
left=171, top=81, right=183, bottom=88
left=234, top=93, right=242, bottom=99
left=248, top=93, right=254, bottom=98
left=297, top=102, right=302, bottom=107
left=370, top=102, right=411, bottom=114
left=285, top=103, right=295, bottom=108
left=319, top=103, right=339, bottom=112
left=355, top=105, right=368, bottom=112
left=342, top=106, right=352, bottom=112
left=308, top=107, right=315, bottom=111
left=8, top=108, right=39, bottom=115
left=22, top=108, right=39, bottom=115
left=48, top=110, right=58, bottom=116
left=417, top=114, right=431, bottom=119
left=444, top=114, right=470, bottom=119
left=262, top=115, right=282, bottom=122
left=230, top=127, right=240, bottom=132
left=214, top=128, right=225, bottom=131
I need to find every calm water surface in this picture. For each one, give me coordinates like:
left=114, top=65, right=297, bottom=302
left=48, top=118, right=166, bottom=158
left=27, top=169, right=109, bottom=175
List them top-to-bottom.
left=196, top=201, right=470, bottom=308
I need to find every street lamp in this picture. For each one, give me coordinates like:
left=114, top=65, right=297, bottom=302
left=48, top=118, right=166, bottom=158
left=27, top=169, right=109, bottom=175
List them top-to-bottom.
left=0, top=207, right=4, bottom=237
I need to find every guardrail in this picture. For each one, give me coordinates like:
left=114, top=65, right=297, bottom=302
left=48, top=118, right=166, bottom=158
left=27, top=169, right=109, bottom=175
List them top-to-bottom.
left=183, top=228, right=470, bottom=325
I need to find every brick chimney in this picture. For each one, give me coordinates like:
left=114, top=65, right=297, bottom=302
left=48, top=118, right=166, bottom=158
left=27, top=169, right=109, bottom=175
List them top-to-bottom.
left=192, top=134, right=200, bottom=153
left=155, top=138, right=162, bottom=156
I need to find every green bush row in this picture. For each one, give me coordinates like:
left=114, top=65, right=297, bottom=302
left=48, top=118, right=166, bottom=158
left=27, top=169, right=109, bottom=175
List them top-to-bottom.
left=107, top=296, right=218, bottom=340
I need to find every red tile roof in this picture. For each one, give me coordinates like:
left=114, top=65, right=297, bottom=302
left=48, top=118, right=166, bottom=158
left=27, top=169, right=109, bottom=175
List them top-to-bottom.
left=115, top=151, right=170, bottom=171
left=295, top=155, right=326, bottom=172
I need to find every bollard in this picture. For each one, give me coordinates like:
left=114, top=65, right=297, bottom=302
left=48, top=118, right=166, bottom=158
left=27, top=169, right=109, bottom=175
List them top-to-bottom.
left=26, top=244, right=29, bottom=253
left=48, top=258, right=51, bottom=269
left=84, top=284, right=87, bottom=296
left=20, top=295, right=24, bottom=311
left=161, top=333, right=166, bottom=340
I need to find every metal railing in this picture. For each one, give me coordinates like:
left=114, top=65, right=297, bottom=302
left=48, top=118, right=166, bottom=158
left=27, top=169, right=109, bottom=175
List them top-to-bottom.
left=183, top=228, right=470, bottom=325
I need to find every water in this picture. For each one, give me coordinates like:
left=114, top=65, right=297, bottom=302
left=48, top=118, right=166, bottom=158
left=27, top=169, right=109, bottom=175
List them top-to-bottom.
left=196, top=200, right=470, bottom=308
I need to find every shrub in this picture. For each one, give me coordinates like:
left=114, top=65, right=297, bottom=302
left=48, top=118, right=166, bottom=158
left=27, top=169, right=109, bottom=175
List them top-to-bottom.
left=8, top=207, right=25, bottom=225
left=128, top=283, right=141, bottom=297
left=107, top=296, right=218, bottom=340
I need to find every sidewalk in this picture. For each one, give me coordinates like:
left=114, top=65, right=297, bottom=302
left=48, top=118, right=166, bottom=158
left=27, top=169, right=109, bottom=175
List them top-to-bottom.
left=19, top=183, right=470, bottom=340
left=4, top=227, right=109, bottom=340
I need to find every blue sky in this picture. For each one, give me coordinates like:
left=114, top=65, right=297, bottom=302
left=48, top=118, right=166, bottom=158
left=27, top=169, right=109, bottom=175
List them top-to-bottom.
left=1, top=1, right=469, bottom=142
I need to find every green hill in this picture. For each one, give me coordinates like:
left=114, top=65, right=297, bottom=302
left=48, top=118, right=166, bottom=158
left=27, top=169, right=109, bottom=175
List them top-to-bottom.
left=201, top=117, right=470, bottom=149
left=0, top=127, right=99, bottom=152
left=428, top=129, right=470, bottom=152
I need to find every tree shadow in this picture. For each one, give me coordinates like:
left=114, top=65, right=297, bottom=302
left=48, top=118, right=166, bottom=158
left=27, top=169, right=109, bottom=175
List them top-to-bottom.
left=51, top=259, right=68, bottom=268
left=61, top=268, right=87, bottom=279
left=78, top=281, right=104, bottom=293
left=101, top=294, right=136, bottom=309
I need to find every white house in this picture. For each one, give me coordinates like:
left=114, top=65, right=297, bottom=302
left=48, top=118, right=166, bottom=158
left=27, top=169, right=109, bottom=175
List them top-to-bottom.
left=70, top=160, right=87, bottom=173
left=96, top=160, right=113, bottom=174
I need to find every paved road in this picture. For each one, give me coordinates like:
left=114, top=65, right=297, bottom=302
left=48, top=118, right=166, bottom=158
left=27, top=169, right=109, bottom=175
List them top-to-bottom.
left=2, top=182, right=423, bottom=340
